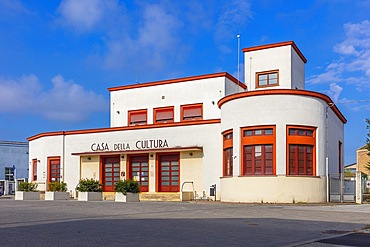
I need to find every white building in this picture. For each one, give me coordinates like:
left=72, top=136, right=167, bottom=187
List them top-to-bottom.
left=28, top=41, right=346, bottom=203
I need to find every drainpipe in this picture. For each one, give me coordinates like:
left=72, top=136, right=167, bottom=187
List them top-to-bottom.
left=326, top=103, right=335, bottom=203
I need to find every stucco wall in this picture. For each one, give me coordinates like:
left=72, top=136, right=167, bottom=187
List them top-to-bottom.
left=220, top=176, right=326, bottom=203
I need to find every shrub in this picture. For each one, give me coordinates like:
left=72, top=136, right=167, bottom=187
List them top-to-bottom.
left=75, top=178, right=103, bottom=192
left=114, top=180, right=140, bottom=195
left=48, top=181, right=67, bottom=192
left=18, top=182, right=38, bottom=192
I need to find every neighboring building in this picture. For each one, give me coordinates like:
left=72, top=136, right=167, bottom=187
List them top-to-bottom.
left=27, top=41, right=346, bottom=203
left=0, top=140, right=29, bottom=195
left=356, top=145, right=370, bottom=177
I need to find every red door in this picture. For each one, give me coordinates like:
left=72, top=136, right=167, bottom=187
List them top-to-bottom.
left=158, top=154, right=179, bottom=192
left=129, top=155, right=149, bottom=192
left=48, top=157, right=60, bottom=183
left=102, top=157, right=120, bottom=192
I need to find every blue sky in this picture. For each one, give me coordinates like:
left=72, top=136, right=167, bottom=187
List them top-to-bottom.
left=0, top=0, right=369, bottom=164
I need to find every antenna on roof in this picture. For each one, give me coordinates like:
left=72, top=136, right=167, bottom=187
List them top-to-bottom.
left=237, top=34, right=241, bottom=93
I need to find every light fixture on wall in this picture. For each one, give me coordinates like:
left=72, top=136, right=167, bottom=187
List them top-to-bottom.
left=212, top=101, right=215, bottom=105
left=116, top=111, right=120, bottom=114
left=189, top=152, right=193, bottom=156
left=150, top=154, right=153, bottom=158
left=121, top=155, right=125, bottom=159
left=87, top=157, right=91, bottom=160
left=37, top=160, right=41, bottom=163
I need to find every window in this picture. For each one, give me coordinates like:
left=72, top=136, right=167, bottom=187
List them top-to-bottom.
left=256, top=70, right=279, bottom=88
left=181, top=104, right=202, bottom=121
left=154, top=107, right=174, bottom=124
left=128, top=109, right=147, bottom=126
left=241, top=126, right=276, bottom=176
left=287, top=126, right=316, bottom=176
left=223, top=130, right=233, bottom=177
left=244, top=145, right=273, bottom=175
left=289, top=145, right=313, bottom=175
left=48, top=157, right=61, bottom=183
left=32, top=159, right=37, bottom=181
left=5, top=167, right=14, bottom=181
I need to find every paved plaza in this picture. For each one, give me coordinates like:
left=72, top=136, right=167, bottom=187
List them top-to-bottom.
left=0, top=198, right=370, bottom=246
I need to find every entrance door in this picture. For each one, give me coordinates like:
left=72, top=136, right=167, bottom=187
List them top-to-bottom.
left=158, top=154, right=179, bottom=192
left=129, top=155, right=149, bottom=192
left=102, top=156, right=120, bottom=192
left=48, top=157, right=61, bottom=183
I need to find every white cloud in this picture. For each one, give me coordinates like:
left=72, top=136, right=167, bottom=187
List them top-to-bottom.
left=57, top=0, right=121, bottom=32
left=215, top=0, right=253, bottom=45
left=308, top=20, right=370, bottom=94
left=0, top=75, right=108, bottom=122
left=328, top=83, right=343, bottom=102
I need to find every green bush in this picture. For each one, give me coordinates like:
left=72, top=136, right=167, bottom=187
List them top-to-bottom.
left=75, top=178, right=103, bottom=192
left=114, top=180, right=140, bottom=195
left=48, top=181, right=67, bottom=192
left=18, top=182, right=38, bottom=192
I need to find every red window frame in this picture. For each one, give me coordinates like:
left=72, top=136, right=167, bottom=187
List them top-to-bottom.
left=256, top=70, right=279, bottom=88
left=180, top=103, right=203, bottom=121
left=154, top=106, right=174, bottom=124
left=128, top=109, right=147, bottom=126
left=287, top=125, right=316, bottom=176
left=241, top=126, right=276, bottom=176
left=223, top=130, right=233, bottom=177
left=244, top=144, right=273, bottom=175
left=47, top=156, right=61, bottom=184
left=32, top=159, right=37, bottom=181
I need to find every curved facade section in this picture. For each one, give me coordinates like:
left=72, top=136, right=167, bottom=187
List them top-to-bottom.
left=219, top=90, right=345, bottom=203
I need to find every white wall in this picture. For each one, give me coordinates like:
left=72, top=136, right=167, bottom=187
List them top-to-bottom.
left=244, top=45, right=305, bottom=91
left=110, top=77, right=229, bottom=127
left=220, top=93, right=328, bottom=176
left=29, top=122, right=222, bottom=196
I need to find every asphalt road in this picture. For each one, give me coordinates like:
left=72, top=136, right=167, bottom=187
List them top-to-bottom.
left=0, top=198, right=369, bottom=246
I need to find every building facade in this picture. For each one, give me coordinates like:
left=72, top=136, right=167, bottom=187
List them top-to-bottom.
left=28, top=41, right=346, bottom=203
left=0, top=140, right=29, bottom=195
left=356, top=145, right=370, bottom=177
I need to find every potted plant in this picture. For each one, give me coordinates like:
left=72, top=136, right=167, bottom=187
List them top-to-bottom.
left=75, top=178, right=103, bottom=201
left=114, top=179, right=140, bottom=202
left=45, top=181, right=70, bottom=200
left=15, top=182, right=40, bottom=200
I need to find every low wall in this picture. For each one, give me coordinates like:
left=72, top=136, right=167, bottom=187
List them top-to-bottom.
left=220, top=176, right=326, bottom=203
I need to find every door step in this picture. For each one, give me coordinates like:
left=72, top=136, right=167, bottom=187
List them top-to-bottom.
left=140, top=192, right=180, bottom=202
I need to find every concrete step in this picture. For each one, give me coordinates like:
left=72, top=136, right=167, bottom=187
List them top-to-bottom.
left=140, top=192, right=181, bottom=202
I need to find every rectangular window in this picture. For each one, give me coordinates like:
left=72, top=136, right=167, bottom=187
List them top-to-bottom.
left=256, top=70, right=279, bottom=88
left=181, top=104, right=202, bottom=121
left=154, top=107, right=174, bottom=124
left=128, top=109, right=147, bottom=126
left=241, top=126, right=276, bottom=176
left=287, top=126, right=316, bottom=176
left=223, top=130, right=233, bottom=177
left=244, top=145, right=273, bottom=175
left=289, top=145, right=313, bottom=175
left=223, top=148, right=233, bottom=177
left=32, top=159, right=37, bottom=181
left=5, top=167, right=14, bottom=181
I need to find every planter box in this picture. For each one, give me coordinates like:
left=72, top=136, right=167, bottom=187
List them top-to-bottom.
left=15, top=191, right=40, bottom=200
left=45, top=191, right=70, bottom=201
left=78, top=192, right=102, bottom=201
left=115, top=192, right=140, bottom=202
